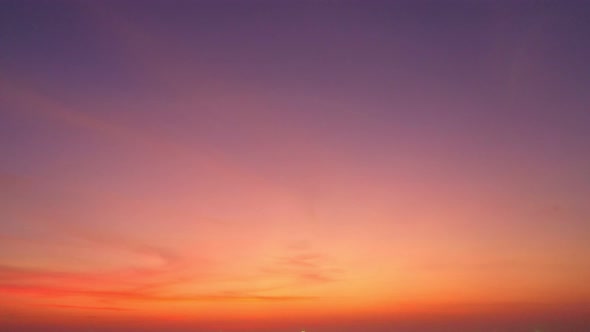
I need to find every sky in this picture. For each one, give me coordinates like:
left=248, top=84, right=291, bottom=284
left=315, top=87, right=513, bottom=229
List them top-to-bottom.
left=1, top=0, right=590, bottom=331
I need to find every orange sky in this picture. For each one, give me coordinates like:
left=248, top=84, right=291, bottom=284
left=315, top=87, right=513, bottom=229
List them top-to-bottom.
left=1, top=1, right=590, bottom=331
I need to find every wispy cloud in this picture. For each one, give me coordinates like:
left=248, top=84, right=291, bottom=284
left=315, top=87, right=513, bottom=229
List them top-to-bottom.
left=0, top=232, right=323, bottom=310
left=260, top=242, right=342, bottom=285
left=0, top=283, right=317, bottom=304
left=44, top=304, right=134, bottom=312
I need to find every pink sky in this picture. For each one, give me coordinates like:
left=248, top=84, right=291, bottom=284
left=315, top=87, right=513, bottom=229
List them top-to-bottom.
left=1, top=1, right=590, bottom=331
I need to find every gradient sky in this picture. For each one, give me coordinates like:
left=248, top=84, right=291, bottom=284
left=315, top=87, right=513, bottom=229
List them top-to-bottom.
left=1, top=1, right=590, bottom=331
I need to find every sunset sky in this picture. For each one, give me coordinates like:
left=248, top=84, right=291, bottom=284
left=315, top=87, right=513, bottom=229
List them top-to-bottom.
left=1, top=1, right=590, bottom=331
